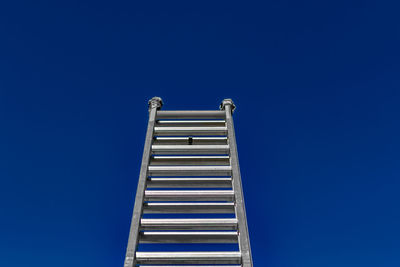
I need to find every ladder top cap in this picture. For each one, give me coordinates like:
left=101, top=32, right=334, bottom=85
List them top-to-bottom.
left=149, top=96, right=163, bottom=111
left=220, top=98, right=236, bottom=112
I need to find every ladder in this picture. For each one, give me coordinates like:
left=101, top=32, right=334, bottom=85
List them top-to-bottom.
left=124, top=97, right=253, bottom=267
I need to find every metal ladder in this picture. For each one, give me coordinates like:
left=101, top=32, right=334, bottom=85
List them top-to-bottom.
left=124, top=97, right=253, bottom=267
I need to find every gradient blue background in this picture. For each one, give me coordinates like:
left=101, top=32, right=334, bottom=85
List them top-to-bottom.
left=1, top=1, right=400, bottom=266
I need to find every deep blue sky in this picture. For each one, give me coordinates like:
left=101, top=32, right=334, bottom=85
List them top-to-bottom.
left=1, top=1, right=400, bottom=266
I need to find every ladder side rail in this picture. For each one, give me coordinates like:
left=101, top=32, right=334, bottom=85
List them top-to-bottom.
left=123, top=97, right=162, bottom=267
left=222, top=100, right=253, bottom=267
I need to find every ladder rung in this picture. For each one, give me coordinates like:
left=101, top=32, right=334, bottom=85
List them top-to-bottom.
left=156, top=110, right=226, bottom=119
left=156, top=120, right=226, bottom=127
left=154, top=127, right=227, bottom=136
left=153, top=137, right=228, bottom=145
left=152, top=145, right=229, bottom=155
left=150, top=156, right=230, bottom=166
left=148, top=166, right=232, bottom=176
left=147, top=178, right=232, bottom=188
left=144, top=190, right=235, bottom=201
left=143, top=202, right=235, bottom=214
left=140, top=218, right=238, bottom=230
left=139, top=231, right=238, bottom=243
left=136, top=251, right=242, bottom=265
left=138, top=266, right=241, bottom=267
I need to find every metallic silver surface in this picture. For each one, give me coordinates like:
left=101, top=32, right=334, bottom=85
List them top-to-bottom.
left=148, top=96, right=163, bottom=111
left=123, top=97, right=162, bottom=267
left=124, top=98, right=252, bottom=267
left=221, top=99, right=253, bottom=267
left=156, top=110, right=226, bottom=119
left=156, top=120, right=226, bottom=127
left=154, top=126, right=227, bottom=136
left=153, top=136, right=228, bottom=145
left=152, top=145, right=229, bottom=155
left=150, top=155, right=230, bottom=166
left=148, top=165, right=232, bottom=176
left=147, top=177, right=232, bottom=188
left=144, top=190, right=235, bottom=201
left=142, top=202, right=235, bottom=214
left=140, top=218, right=238, bottom=230
left=139, top=231, right=238, bottom=243
left=135, top=251, right=242, bottom=265
left=137, top=266, right=241, bottom=267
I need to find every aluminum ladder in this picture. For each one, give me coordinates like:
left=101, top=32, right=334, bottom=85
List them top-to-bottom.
left=124, top=97, right=253, bottom=267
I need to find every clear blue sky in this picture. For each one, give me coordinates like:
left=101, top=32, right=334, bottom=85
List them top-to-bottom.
left=1, top=1, right=400, bottom=266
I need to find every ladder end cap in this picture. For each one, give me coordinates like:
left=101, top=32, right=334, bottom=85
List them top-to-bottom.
left=148, top=96, right=163, bottom=111
left=220, top=98, right=236, bottom=112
